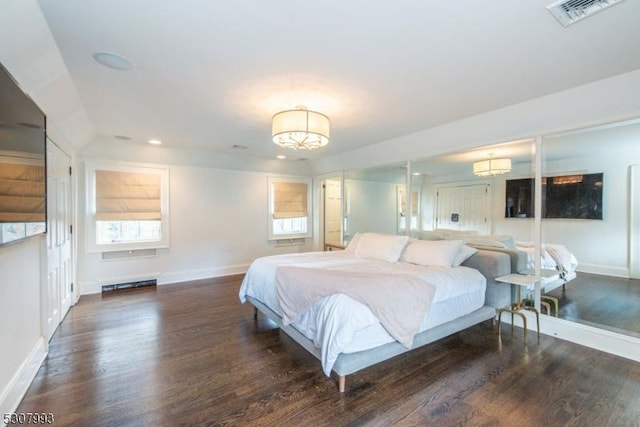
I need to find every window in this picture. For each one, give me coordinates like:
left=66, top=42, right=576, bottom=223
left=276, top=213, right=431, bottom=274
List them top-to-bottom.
left=0, top=157, right=46, bottom=244
left=87, top=162, right=169, bottom=252
left=268, top=176, right=312, bottom=240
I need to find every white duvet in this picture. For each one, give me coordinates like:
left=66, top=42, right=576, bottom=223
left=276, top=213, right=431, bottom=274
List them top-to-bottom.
left=239, top=251, right=486, bottom=375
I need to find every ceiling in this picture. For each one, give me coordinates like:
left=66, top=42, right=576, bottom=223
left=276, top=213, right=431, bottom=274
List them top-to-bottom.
left=37, top=0, right=640, bottom=161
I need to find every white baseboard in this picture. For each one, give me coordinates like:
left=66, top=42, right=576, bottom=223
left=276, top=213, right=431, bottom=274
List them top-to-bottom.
left=576, top=263, right=629, bottom=278
left=79, top=264, right=250, bottom=295
left=157, top=264, right=249, bottom=285
left=507, top=311, right=640, bottom=363
left=0, top=337, right=48, bottom=422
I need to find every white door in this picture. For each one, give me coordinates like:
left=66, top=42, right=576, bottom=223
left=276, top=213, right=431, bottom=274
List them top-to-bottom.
left=44, top=139, right=73, bottom=341
left=324, top=178, right=342, bottom=246
left=436, top=184, right=490, bottom=234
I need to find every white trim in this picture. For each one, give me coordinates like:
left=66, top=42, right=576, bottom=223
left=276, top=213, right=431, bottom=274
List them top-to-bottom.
left=267, top=175, right=313, bottom=240
left=576, top=263, right=629, bottom=278
left=157, top=264, right=249, bottom=285
left=79, top=265, right=250, bottom=294
left=503, top=311, right=640, bottom=363
left=0, top=337, right=47, bottom=421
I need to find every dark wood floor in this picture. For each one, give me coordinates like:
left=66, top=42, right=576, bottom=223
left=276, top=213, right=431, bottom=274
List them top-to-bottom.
left=547, top=272, right=640, bottom=337
left=17, top=276, right=640, bottom=426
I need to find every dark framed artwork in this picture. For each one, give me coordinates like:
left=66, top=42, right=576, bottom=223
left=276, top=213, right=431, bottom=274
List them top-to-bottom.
left=505, top=173, right=603, bottom=220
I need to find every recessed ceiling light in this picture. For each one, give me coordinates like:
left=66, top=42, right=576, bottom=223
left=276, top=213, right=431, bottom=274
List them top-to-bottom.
left=92, top=52, right=133, bottom=71
left=148, top=139, right=162, bottom=145
left=276, top=155, right=286, bottom=159
left=412, top=172, right=421, bottom=176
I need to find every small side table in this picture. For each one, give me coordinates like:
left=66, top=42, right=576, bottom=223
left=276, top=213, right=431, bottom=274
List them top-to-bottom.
left=520, top=268, right=561, bottom=316
left=495, top=274, right=540, bottom=342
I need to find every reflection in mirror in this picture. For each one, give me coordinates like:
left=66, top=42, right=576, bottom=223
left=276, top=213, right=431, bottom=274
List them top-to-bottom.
left=541, top=118, right=640, bottom=337
left=410, top=139, right=535, bottom=239
left=343, top=163, right=406, bottom=242
left=323, top=175, right=343, bottom=248
left=397, top=185, right=419, bottom=234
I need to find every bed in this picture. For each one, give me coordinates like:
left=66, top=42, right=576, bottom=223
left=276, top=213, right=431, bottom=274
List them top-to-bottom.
left=239, top=233, right=512, bottom=392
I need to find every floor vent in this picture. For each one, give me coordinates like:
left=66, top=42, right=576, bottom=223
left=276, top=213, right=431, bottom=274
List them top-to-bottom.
left=547, top=0, right=627, bottom=27
left=102, top=279, right=157, bottom=293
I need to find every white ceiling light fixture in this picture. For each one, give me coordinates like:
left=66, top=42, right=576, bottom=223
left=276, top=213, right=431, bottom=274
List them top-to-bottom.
left=92, top=52, right=133, bottom=71
left=272, top=106, right=330, bottom=150
left=473, top=158, right=512, bottom=177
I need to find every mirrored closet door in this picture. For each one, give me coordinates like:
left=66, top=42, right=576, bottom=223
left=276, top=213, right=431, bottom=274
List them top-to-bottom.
left=540, top=118, right=640, bottom=337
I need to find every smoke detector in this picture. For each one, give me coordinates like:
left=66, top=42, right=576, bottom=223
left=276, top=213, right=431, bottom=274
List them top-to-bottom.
left=547, top=0, right=627, bottom=27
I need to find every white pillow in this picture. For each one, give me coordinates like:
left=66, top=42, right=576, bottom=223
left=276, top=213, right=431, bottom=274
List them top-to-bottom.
left=344, top=233, right=362, bottom=254
left=354, top=233, right=409, bottom=263
left=401, top=239, right=463, bottom=267
left=453, top=244, right=477, bottom=267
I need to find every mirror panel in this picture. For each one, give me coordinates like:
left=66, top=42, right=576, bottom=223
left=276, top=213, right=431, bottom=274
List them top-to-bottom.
left=541, top=118, right=640, bottom=336
left=343, top=162, right=406, bottom=241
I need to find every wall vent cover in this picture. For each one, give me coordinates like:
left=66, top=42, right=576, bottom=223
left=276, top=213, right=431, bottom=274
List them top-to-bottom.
left=547, top=0, right=626, bottom=26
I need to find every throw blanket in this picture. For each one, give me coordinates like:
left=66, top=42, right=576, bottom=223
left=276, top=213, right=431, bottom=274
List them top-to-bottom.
left=544, top=244, right=574, bottom=280
left=275, top=266, right=436, bottom=348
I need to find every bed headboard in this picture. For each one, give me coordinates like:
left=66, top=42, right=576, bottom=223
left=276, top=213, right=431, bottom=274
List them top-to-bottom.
left=467, top=245, right=529, bottom=274
left=462, top=249, right=512, bottom=309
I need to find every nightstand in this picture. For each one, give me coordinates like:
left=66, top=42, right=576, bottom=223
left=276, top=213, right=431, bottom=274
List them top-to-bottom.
left=520, top=268, right=561, bottom=316
left=495, top=274, right=540, bottom=342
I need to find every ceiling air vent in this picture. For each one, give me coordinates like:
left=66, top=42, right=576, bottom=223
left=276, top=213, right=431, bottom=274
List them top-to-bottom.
left=546, top=0, right=627, bottom=27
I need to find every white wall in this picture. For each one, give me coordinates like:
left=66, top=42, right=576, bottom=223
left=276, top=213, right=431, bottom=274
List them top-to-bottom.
left=0, top=0, right=89, bottom=416
left=312, top=68, right=640, bottom=175
left=77, top=159, right=315, bottom=293
left=0, top=237, right=47, bottom=416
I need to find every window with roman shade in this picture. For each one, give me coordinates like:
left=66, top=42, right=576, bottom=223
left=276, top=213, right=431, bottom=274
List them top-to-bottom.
left=0, top=162, right=45, bottom=222
left=87, top=162, right=169, bottom=253
left=95, top=170, right=161, bottom=221
left=268, top=176, right=312, bottom=240
left=272, top=181, right=308, bottom=219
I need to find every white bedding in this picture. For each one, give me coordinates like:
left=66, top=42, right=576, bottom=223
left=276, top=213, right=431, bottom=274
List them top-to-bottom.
left=515, top=241, right=578, bottom=291
left=239, top=251, right=486, bottom=375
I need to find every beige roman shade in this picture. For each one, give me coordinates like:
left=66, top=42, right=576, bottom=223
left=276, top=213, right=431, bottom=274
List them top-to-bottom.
left=0, top=162, right=45, bottom=222
left=96, top=170, right=161, bottom=221
left=273, top=181, right=308, bottom=219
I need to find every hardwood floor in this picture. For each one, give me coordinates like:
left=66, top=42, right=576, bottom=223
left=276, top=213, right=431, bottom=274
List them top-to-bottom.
left=546, top=272, right=640, bottom=337
left=17, top=276, right=640, bottom=426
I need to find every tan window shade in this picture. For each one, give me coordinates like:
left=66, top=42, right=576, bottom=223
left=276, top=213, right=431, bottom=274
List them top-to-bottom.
left=0, top=163, right=45, bottom=222
left=96, top=170, right=161, bottom=221
left=273, top=182, right=308, bottom=219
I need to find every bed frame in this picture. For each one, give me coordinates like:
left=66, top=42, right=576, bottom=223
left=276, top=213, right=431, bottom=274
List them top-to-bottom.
left=247, top=249, right=513, bottom=392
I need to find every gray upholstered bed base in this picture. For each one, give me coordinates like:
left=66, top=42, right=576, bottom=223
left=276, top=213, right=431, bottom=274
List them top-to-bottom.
left=247, top=249, right=512, bottom=392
